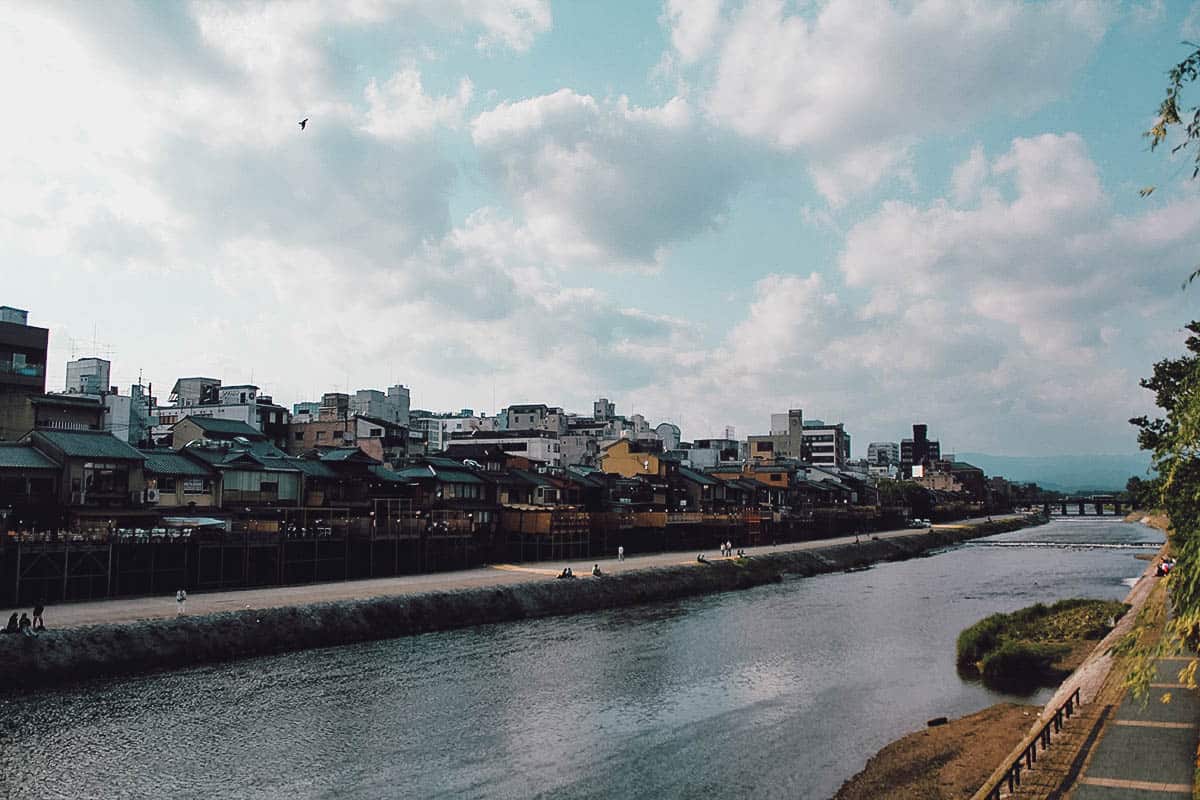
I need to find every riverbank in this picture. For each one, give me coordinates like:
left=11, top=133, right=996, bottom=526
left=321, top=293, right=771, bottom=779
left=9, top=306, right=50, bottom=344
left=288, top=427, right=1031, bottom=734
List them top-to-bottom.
left=839, top=514, right=1166, bottom=800
left=0, top=515, right=1039, bottom=691
left=833, top=703, right=1039, bottom=800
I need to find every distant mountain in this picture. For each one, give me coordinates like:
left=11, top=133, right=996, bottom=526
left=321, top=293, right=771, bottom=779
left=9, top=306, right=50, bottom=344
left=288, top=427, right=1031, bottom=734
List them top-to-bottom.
left=955, top=452, right=1154, bottom=493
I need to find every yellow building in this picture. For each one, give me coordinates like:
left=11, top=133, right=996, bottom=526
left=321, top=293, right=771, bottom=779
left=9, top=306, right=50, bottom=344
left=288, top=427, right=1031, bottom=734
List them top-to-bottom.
left=599, top=439, right=672, bottom=478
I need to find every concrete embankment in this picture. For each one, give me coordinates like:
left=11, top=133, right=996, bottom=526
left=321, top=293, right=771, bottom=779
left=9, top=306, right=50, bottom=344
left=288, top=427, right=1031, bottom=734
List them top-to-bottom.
left=0, top=516, right=1038, bottom=692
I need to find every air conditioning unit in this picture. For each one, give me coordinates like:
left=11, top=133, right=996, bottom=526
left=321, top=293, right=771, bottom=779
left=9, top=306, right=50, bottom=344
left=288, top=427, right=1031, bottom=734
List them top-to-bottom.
left=145, top=488, right=161, bottom=504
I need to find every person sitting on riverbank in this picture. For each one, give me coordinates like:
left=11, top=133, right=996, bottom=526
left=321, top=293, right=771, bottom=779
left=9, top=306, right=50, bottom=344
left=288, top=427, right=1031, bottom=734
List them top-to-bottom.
left=697, top=553, right=709, bottom=564
left=592, top=564, right=602, bottom=577
left=557, top=567, right=576, bottom=579
left=32, top=604, right=44, bottom=631
left=3, top=613, right=17, bottom=634
left=18, top=613, right=33, bottom=637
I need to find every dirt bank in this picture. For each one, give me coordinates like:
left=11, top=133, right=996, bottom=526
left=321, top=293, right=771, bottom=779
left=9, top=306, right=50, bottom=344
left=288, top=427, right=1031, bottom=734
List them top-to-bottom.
left=0, top=516, right=1039, bottom=692
left=833, top=703, right=1038, bottom=800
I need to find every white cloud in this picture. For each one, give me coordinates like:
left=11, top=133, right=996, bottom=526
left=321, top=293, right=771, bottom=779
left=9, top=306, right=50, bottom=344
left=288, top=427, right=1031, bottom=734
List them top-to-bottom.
left=663, top=0, right=724, bottom=64
left=703, top=0, right=1111, bottom=203
left=1129, top=0, right=1164, bottom=26
left=1183, top=1, right=1200, bottom=38
left=363, top=70, right=473, bottom=140
left=471, top=91, right=750, bottom=265
left=950, top=145, right=988, bottom=206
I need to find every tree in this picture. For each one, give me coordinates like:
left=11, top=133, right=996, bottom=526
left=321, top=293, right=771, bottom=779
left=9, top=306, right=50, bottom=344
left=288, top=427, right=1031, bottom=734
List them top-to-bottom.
left=1146, top=43, right=1200, bottom=285
left=1148, top=43, right=1200, bottom=178
left=1127, top=323, right=1200, bottom=696
left=1124, top=475, right=1161, bottom=510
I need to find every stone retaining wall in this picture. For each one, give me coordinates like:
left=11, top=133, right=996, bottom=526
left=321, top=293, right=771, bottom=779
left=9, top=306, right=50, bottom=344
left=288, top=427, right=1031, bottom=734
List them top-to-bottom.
left=0, top=517, right=1039, bottom=692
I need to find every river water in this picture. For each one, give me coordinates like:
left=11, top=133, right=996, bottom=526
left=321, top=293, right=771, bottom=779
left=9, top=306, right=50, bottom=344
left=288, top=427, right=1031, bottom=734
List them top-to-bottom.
left=0, top=518, right=1162, bottom=800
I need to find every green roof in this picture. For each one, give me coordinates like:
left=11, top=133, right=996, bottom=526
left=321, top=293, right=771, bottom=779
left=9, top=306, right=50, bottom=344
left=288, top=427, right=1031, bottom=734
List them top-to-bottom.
left=177, top=417, right=266, bottom=439
left=31, top=430, right=145, bottom=461
left=0, top=443, right=59, bottom=470
left=318, top=448, right=380, bottom=464
left=139, top=450, right=212, bottom=477
left=424, top=456, right=468, bottom=469
left=290, top=459, right=338, bottom=479
left=369, top=465, right=407, bottom=483
left=392, top=466, right=436, bottom=481
left=678, top=466, right=717, bottom=486
left=435, top=468, right=484, bottom=485
left=508, top=468, right=554, bottom=487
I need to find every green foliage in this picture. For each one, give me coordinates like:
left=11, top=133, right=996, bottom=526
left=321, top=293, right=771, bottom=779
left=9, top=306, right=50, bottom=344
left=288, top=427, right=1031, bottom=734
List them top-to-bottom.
left=1148, top=43, right=1200, bottom=180
left=1146, top=44, right=1200, bottom=288
left=1128, top=319, right=1200, bottom=698
left=1124, top=475, right=1162, bottom=509
left=875, top=479, right=933, bottom=512
left=956, top=599, right=1127, bottom=673
left=957, top=613, right=1008, bottom=667
left=980, top=641, right=1069, bottom=685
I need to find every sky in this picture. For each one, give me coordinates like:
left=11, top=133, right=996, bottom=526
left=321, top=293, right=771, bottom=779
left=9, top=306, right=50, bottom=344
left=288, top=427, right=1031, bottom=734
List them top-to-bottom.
left=3, top=0, right=1200, bottom=457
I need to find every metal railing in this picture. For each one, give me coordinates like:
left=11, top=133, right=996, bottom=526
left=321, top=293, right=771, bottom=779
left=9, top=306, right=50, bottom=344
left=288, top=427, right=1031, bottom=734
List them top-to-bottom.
left=978, top=686, right=1082, bottom=800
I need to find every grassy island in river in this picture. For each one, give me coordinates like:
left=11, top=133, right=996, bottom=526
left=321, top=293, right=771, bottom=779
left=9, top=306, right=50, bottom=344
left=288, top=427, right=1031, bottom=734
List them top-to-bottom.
left=956, top=598, right=1129, bottom=690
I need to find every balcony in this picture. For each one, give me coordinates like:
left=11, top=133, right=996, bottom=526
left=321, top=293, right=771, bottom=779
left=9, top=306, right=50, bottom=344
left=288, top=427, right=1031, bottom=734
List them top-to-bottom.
left=0, top=360, right=45, bottom=378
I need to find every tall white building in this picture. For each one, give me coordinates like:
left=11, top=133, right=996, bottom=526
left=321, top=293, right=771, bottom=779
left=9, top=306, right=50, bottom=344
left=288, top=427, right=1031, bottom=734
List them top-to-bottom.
left=65, top=357, right=111, bottom=395
left=351, top=384, right=410, bottom=425
left=801, top=419, right=851, bottom=469
left=867, top=441, right=900, bottom=466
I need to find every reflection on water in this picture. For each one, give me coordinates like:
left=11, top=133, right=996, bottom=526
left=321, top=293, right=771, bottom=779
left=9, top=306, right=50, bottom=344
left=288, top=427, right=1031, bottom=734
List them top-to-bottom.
left=0, top=518, right=1161, bottom=800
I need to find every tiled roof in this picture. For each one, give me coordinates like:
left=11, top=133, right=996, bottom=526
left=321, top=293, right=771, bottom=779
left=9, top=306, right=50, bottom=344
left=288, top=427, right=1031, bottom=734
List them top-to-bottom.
left=177, top=417, right=266, bottom=439
left=31, top=430, right=145, bottom=461
left=0, top=443, right=59, bottom=470
left=182, top=444, right=299, bottom=471
left=318, top=447, right=380, bottom=464
left=139, top=450, right=212, bottom=477
left=258, top=457, right=302, bottom=473
left=290, top=459, right=338, bottom=479
left=369, top=465, right=407, bottom=483
left=393, top=466, right=436, bottom=481
left=677, top=466, right=717, bottom=485
left=436, top=468, right=484, bottom=485
left=508, top=468, right=553, bottom=487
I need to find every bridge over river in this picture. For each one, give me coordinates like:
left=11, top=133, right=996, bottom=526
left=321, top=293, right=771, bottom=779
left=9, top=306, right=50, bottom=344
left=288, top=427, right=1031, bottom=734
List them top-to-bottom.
left=1040, top=495, right=1127, bottom=516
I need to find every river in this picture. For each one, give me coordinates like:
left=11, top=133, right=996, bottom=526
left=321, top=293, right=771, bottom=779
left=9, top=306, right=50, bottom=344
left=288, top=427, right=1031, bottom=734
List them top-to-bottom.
left=0, top=517, right=1162, bottom=799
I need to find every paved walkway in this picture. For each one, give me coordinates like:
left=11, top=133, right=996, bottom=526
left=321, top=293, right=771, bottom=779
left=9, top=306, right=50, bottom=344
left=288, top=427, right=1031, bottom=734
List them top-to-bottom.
left=5, top=515, right=1015, bottom=630
left=995, top=547, right=1197, bottom=800
left=1068, top=660, right=1197, bottom=799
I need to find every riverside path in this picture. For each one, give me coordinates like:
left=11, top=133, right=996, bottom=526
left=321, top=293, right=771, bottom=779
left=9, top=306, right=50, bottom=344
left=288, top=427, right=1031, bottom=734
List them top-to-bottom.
left=7, top=515, right=1017, bottom=630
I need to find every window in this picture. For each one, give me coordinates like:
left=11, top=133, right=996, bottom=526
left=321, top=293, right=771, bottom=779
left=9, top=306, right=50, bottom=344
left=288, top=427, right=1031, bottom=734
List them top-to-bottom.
left=369, top=428, right=382, bottom=437
left=315, top=431, right=325, bottom=440
left=294, top=432, right=304, bottom=441
left=756, top=441, right=773, bottom=452
left=770, top=473, right=783, bottom=481
left=158, top=477, right=178, bottom=492
left=183, top=478, right=210, bottom=494
left=260, top=481, right=278, bottom=496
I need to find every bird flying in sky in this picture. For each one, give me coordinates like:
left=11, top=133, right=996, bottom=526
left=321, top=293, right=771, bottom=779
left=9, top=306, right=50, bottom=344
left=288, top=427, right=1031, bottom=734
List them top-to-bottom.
left=299, top=118, right=308, bottom=130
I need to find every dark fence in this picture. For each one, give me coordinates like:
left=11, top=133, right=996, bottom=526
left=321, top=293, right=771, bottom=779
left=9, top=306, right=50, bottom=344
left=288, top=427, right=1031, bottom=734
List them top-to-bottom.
left=0, top=528, right=486, bottom=607
left=980, top=687, right=1082, bottom=800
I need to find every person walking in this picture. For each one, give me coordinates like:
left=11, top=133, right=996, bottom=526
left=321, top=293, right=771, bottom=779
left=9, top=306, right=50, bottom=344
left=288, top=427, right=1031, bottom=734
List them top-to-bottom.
left=617, top=545, right=624, bottom=562
left=176, top=588, right=187, bottom=616
left=32, top=603, right=44, bottom=631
